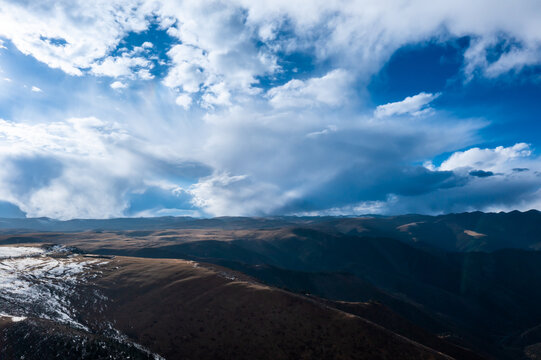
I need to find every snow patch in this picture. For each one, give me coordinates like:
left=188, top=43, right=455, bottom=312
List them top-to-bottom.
left=0, top=246, right=107, bottom=329
left=0, top=246, right=45, bottom=258
left=0, top=312, right=27, bottom=322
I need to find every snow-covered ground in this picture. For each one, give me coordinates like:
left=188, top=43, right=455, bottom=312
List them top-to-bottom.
left=0, top=245, right=107, bottom=328
left=0, top=245, right=165, bottom=359
left=0, top=246, right=46, bottom=258
left=0, top=312, right=26, bottom=322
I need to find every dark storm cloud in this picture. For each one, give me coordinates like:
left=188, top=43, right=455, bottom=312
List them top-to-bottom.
left=274, top=165, right=469, bottom=214
left=469, top=170, right=495, bottom=178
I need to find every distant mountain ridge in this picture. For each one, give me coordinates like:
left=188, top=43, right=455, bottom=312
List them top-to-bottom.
left=1, top=210, right=540, bottom=252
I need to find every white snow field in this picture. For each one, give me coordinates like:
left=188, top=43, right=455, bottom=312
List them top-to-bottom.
left=0, top=245, right=107, bottom=328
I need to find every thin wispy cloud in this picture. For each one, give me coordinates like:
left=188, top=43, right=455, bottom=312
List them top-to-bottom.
left=374, top=92, right=440, bottom=118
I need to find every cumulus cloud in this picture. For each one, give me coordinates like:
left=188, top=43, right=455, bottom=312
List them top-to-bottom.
left=0, top=0, right=151, bottom=76
left=1, top=1, right=541, bottom=104
left=163, top=44, right=208, bottom=93
left=91, top=53, right=153, bottom=79
left=267, top=70, right=351, bottom=109
left=110, top=81, right=127, bottom=90
left=31, top=86, right=42, bottom=92
left=374, top=92, right=440, bottom=118
left=174, top=93, right=193, bottom=109
left=438, top=143, right=533, bottom=173
left=188, top=173, right=278, bottom=216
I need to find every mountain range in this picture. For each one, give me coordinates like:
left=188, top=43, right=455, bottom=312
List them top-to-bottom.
left=1, top=210, right=541, bottom=359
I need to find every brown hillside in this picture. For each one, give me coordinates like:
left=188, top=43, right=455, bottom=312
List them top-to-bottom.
left=92, top=256, right=451, bottom=360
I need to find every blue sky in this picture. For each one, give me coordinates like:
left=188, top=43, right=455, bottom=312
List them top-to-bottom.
left=0, top=0, right=540, bottom=219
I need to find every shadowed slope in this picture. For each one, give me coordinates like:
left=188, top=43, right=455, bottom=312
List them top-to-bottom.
left=92, top=256, right=451, bottom=360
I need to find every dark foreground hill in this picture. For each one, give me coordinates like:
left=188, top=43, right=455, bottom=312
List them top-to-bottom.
left=1, top=248, right=456, bottom=360
left=92, top=256, right=457, bottom=360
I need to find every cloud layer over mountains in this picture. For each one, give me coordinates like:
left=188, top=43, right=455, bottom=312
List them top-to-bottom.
left=0, top=0, right=540, bottom=218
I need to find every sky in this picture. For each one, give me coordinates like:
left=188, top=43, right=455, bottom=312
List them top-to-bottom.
left=0, top=0, right=540, bottom=219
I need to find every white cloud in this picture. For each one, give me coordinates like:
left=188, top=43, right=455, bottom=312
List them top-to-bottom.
left=0, top=0, right=151, bottom=76
left=235, top=0, right=541, bottom=82
left=1, top=1, right=540, bottom=99
left=158, top=1, right=279, bottom=97
left=464, top=37, right=541, bottom=79
left=0, top=39, right=6, bottom=50
left=163, top=44, right=208, bottom=93
left=485, top=48, right=541, bottom=78
left=91, top=53, right=152, bottom=79
left=137, top=68, right=154, bottom=80
left=267, top=69, right=351, bottom=109
left=110, top=81, right=127, bottom=90
left=202, top=82, right=231, bottom=108
left=31, top=86, right=42, bottom=92
left=374, top=92, right=440, bottom=118
left=174, top=93, right=192, bottom=109
left=0, top=117, right=123, bottom=158
left=306, top=125, right=337, bottom=138
left=438, top=143, right=534, bottom=173
left=189, top=172, right=289, bottom=216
